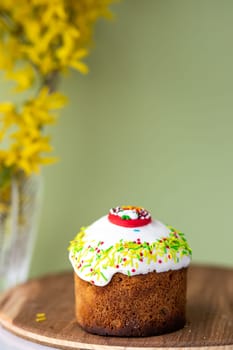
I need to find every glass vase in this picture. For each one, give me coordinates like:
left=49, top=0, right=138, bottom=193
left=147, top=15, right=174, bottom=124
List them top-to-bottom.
left=0, top=173, right=42, bottom=292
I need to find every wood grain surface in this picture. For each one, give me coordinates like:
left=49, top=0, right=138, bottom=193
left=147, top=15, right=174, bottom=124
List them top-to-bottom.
left=0, top=265, right=232, bottom=350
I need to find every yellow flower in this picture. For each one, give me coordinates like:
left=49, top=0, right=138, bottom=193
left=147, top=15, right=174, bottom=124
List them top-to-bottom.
left=21, top=20, right=41, bottom=44
left=0, top=39, right=21, bottom=71
left=68, top=49, right=89, bottom=74
left=6, top=65, right=35, bottom=92
left=0, top=87, right=68, bottom=175
left=34, top=87, right=67, bottom=110
left=0, top=102, right=18, bottom=128
left=0, top=102, right=15, bottom=114
left=7, top=130, right=56, bottom=175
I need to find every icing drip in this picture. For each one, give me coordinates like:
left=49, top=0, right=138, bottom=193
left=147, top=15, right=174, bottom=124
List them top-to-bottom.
left=68, top=211, right=192, bottom=286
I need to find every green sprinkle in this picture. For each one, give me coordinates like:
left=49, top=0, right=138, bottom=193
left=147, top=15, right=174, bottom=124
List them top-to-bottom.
left=121, top=215, right=131, bottom=220
left=105, top=246, right=113, bottom=252
left=130, top=246, right=141, bottom=250
left=117, top=247, right=124, bottom=252
left=83, top=264, right=91, bottom=268
left=100, top=272, right=108, bottom=281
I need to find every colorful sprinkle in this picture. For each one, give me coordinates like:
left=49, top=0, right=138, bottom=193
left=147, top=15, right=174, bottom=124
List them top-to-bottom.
left=35, top=313, right=46, bottom=322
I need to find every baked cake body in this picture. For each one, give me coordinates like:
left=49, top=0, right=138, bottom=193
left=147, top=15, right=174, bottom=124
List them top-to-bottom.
left=69, top=206, right=192, bottom=337
left=75, top=268, right=187, bottom=336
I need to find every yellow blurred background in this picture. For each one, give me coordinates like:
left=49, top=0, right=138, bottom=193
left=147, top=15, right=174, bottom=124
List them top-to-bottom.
left=1, top=0, right=233, bottom=277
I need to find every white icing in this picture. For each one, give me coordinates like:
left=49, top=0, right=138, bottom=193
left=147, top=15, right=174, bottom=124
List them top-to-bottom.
left=69, top=215, right=191, bottom=286
left=85, top=215, right=170, bottom=247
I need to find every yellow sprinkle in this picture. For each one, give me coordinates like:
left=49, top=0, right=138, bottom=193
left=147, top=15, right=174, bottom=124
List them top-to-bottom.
left=35, top=312, right=46, bottom=322
left=36, top=317, right=46, bottom=322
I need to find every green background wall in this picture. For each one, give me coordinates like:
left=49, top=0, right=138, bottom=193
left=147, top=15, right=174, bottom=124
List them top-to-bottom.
left=2, top=0, right=233, bottom=277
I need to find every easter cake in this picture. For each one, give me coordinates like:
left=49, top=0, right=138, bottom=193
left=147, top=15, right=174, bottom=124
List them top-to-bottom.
left=68, top=206, right=192, bottom=337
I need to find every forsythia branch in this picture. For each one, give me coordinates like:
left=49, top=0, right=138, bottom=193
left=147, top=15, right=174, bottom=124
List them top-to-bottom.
left=0, top=0, right=116, bottom=182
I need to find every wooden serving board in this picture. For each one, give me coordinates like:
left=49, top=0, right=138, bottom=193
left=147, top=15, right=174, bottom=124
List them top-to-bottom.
left=0, top=265, right=232, bottom=350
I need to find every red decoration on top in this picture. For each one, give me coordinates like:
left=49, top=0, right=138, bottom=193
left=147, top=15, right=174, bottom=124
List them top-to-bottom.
left=108, top=206, right=152, bottom=228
